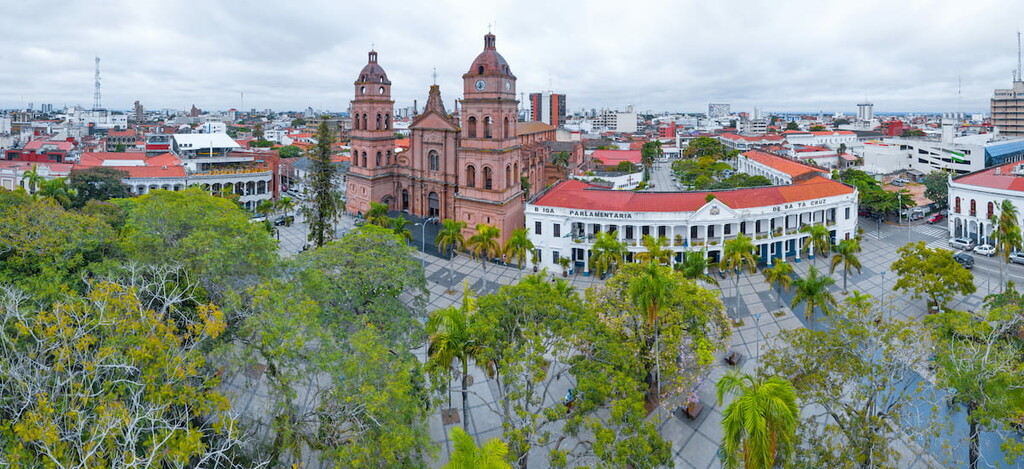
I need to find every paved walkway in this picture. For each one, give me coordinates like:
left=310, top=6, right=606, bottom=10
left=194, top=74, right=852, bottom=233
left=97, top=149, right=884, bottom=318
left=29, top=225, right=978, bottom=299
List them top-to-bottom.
left=243, top=210, right=1021, bottom=468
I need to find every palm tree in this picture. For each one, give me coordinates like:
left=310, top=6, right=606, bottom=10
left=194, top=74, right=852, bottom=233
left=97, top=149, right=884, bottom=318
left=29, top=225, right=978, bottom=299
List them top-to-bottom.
left=550, top=151, right=571, bottom=176
left=20, top=164, right=44, bottom=194
left=35, top=177, right=75, bottom=209
left=276, top=196, right=297, bottom=218
left=256, top=199, right=276, bottom=218
left=991, top=199, right=1022, bottom=292
left=365, top=201, right=390, bottom=227
left=390, top=216, right=413, bottom=242
left=436, top=219, right=467, bottom=292
left=466, top=224, right=501, bottom=293
left=800, top=224, right=831, bottom=266
left=503, top=227, right=534, bottom=269
left=590, top=232, right=626, bottom=277
left=635, top=234, right=672, bottom=265
left=720, top=234, right=759, bottom=320
left=830, top=237, right=862, bottom=293
left=675, top=250, right=718, bottom=286
left=762, top=260, right=793, bottom=310
left=628, top=262, right=675, bottom=403
left=790, top=265, right=837, bottom=325
left=427, top=288, right=484, bottom=426
left=716, top=371, right=799, bottom=469
left=444, top=427, right=511, bottom=469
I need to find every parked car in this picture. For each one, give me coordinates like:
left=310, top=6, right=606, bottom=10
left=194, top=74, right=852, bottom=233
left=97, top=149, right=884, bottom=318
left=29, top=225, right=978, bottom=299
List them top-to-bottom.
left=926, top=213, right=945, bottom=224
left=273, top=215, right=295, bottom=226
left=949, top=237, right=975, bottom=251
left=974, top=244, right=996, bottom=256
left=1010, top=251, right=1024, bottom=265
left=953, top=252, right=975, bottom=269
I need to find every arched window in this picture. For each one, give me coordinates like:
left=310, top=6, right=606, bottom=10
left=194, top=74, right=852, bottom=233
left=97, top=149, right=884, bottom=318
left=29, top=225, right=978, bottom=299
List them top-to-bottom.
left=478, top=65, right=484, bottom=74
left=353, top=114, right=359, bottom=130
left=362, top=114, right=367, bottom=130
left=376, top=114, right=382, bottom=130
left=385, top=114, right=391, bottom=129
left=467, top=116, right=477, bottom=138
left=484, top=116, right=493, bottom=139
left=503, top=117, right=510, bottom=138
left=428, top=150, right=439, bottom=171
left=361, top=151, right=367, bottom=167
left=376, top=151, right=382, bottom=166
left=386, top=151, right=391, bottom=166
left=514, top=162, right=519, bottom=179
left=466, top=165, right=476, bottom=188
left=505, top=165, right=511, bottom=188
left=483, top=166, right=493, bottom=190
left=955, top=197, right=961, bottom=213
left=970, top=199, right=977, bottom=216
left=987, top=201, right=994, bottom=219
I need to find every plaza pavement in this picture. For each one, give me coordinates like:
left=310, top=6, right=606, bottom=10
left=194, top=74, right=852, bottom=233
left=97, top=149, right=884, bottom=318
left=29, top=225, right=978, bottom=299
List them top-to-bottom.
left=246, top=205, right=1022, bottom=468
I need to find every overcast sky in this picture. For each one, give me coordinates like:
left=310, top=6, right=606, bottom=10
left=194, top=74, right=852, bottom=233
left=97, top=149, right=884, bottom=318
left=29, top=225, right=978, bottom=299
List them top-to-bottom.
left=4, top=0, right=1024, bottom=115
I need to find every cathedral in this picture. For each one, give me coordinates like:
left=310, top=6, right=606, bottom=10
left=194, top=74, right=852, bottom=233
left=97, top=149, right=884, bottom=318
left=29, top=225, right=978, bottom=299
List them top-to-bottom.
left=344, top=33, right=571, bottom=243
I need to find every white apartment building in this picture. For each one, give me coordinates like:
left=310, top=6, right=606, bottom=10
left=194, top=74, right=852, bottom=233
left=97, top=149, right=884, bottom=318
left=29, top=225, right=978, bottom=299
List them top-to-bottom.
left=592, top=107, right=638, bottom=133
left=861, top=125, right=1024, bottom=176
left=526, top=150, right=858, bottom=274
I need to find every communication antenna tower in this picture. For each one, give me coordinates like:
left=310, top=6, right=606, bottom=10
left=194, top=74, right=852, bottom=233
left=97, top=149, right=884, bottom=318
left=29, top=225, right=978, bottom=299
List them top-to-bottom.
left=1017, top=31, right=1022, bottom=82
left=93, top=57, right=102, bottom=110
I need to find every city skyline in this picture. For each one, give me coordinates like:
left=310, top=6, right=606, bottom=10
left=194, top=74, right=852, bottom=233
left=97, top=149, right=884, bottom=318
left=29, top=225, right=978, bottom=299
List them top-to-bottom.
left=4, top=0, right=1024, bottom=114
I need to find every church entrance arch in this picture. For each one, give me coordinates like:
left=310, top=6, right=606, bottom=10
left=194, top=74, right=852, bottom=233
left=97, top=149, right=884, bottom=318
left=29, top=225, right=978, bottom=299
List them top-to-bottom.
left=428, top=192, right=439, bottom=219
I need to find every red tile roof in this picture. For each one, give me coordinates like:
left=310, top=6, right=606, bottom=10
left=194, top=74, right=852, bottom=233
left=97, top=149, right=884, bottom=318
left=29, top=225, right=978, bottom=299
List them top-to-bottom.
left=720, top=133, right=784, bottom=143
left=23, top=140, right=74, bottom=151
left=592, top=150, right=642, bottom=164
left=741, top=150, right=823, bottom=178
left=75, top=152, right=185, bottom=178
left=954, top=160, right=1024, bottom=191
left=533, top=176, right=853, bottom=212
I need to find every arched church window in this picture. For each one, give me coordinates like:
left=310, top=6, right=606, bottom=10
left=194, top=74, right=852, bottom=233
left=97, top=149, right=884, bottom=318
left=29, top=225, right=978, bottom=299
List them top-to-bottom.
left=478, top=65, right=484, bottom=74
left=362, top=114, right=367, bottom=130
left=376, top=114, right=382, bottom=130
left=385, top=114, right=391, bottom=129
left=353, top=115, right=359, bottom=130
left=467, top=116, right=477, bottom=138
left=484, top=116, right=493, bottom=139
left=503, top=117, right=510, bottom=138
left=428, top=150, right=439, bottom=171
left=361, top=151, right=367, bottom=167
left=376, top=151, right=382, bottom=166
left=386, top=151, right=391, bottom=166
left=466, top=165, right=476, bottom=188
left=505, top=165, right=511, bottom=188
left=483, top=166, right=493, bottom=190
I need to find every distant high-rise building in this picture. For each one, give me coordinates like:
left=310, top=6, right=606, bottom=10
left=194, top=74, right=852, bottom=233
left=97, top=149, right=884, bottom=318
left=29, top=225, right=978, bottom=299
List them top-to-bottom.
left=991, top=80, right=1024, bottom=136
left=528, top=92, right=566, bottom=127
left=132, top=100, right=144, bottom=122
left=857, top=102, right=874, bottom=122
left=708, top=103, right=730, bottom=118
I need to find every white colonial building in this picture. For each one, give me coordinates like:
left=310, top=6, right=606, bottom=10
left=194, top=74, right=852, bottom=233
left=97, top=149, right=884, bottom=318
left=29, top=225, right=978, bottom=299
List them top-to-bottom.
left=526, top=151, right=859, bottom=274
left=948, top=160, right=1024, bottom=244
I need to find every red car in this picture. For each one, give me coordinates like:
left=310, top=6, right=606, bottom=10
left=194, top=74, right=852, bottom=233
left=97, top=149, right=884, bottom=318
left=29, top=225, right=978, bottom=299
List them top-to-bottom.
left=926, top=214, right=945, bottom=224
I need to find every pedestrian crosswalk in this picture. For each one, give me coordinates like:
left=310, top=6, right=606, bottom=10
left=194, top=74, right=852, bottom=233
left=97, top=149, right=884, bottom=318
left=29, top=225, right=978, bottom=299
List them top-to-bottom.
left=915, top=225, right=950, bottom=238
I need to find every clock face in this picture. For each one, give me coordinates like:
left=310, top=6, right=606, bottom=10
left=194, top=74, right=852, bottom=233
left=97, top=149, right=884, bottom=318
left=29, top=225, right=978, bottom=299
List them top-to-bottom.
left=475, top=79, right=486, bottom=91
left=505, top=80, right=512, bottom=91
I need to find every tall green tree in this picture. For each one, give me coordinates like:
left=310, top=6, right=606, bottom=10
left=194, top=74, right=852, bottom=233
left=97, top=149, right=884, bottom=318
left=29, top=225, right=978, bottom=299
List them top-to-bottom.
left=305, top=119, right=339, bottom=248
left=785, top=121, right=800, bottom=131
left=640, top=140, right=662, bottom=180
left=551, top=151, right=571, bottom=176
left=19, top=164, right=44, bottom=193
left=67, top=167, right=131, bottom=208
left=922, top=170, right=950, bottom=207
left=34, top=177, right=75, bottom=209
left=990, top=199, right=1022, bottom=292
left=365, top=201, right=390, bottom=227
left=391, top=216, right=413, bottom=242
left=436, top=219, right=467, bottom=291
left=467, top=224, right=501, bottom=293
left=800, top=224, right=831, bottom=266
left=503, top=227, right=534, bottom=269
left=590, top=231, right=627, bottom=278
left=634, top=234, right=672, bottom=265
left=720, top=234, right=759, bottom=319
left=830, top=237, right=862, bottom=293
left=890, top=241, right=976, bottom=309
left=675, top=249, right=717, bottom=286
left=762, top=260, right=793, bottom=310
left=628, top=263, right=675, bottom=403
left=790, top=266, right=837, bottom=323
left=427, top=289, right=485, bottom=430
left=928, top=290, right=1024, bottom=469
left=761, top=294, right=930, bottom=467
left=716, top=371, right=799, bottom=469
left=445, top=427, right=511, bottom=469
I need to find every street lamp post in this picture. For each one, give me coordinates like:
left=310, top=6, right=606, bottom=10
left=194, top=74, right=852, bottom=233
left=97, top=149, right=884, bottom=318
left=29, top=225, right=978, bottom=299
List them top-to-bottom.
left=414, top=217, right=437, bottom=270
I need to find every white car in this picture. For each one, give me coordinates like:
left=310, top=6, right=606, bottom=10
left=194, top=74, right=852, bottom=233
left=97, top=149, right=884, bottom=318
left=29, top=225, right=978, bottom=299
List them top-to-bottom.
left=974, top=244, right=996, bottom=257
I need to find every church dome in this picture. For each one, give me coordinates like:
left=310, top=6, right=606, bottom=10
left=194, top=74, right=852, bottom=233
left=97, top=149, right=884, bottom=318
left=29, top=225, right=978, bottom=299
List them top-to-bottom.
left=466, top=33, right=515, bottom=78
left=356, top=50, right=390, bottom=85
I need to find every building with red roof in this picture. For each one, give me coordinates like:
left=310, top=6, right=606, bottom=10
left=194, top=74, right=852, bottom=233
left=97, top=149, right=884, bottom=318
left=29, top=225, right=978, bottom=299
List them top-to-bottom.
left=719, top=133, right=784, bottom=150
left=5, top=140, right=75, bottom=163
left=526, top=149, right=858, bottom=273
left=591, top=149, right=642, bottom=168
left=949, top=159, right=1024, bottom=243
left=0, top=160, right=73, bottom=192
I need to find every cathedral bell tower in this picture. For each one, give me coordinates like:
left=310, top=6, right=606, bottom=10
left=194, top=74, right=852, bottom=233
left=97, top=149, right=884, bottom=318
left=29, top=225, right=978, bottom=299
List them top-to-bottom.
left=454, top=33, right=524, bottom=243
left=345, top=50, right=398, bottom=216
